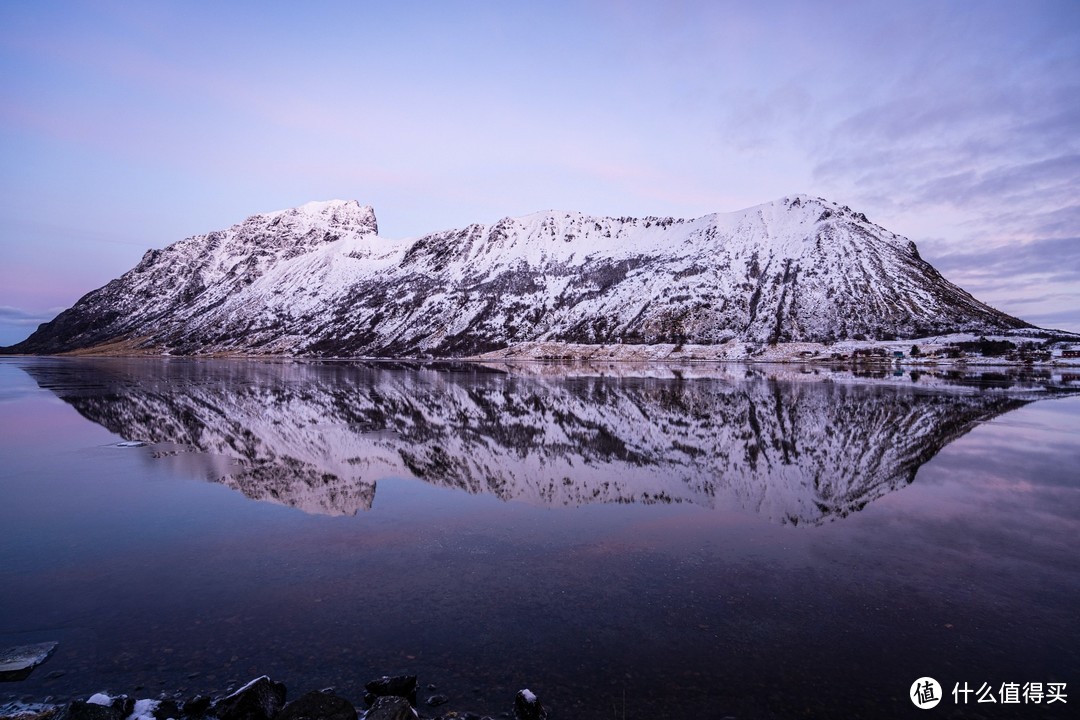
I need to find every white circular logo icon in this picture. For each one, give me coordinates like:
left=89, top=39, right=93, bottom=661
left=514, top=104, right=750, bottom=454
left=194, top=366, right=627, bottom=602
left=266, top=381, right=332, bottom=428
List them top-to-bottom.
left=911, top=677, right=942, bottom=709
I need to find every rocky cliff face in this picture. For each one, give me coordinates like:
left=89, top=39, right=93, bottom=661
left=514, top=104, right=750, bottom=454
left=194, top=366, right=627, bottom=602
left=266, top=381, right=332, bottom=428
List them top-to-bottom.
left=7, top=195, right=1028, bottom=356
left=18, top=359, right=1033, bottom=524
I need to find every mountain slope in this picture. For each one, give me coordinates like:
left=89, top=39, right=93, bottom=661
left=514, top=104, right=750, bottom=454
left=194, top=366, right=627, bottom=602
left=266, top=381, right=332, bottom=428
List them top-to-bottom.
left=6, top=195, right=1029, bottom=357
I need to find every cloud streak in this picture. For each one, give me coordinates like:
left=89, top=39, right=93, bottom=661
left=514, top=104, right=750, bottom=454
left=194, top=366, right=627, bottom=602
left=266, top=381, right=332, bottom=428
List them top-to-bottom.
left=931, top=237, right=1080, bottom=280
left=0, top=306, right=63, bottom=326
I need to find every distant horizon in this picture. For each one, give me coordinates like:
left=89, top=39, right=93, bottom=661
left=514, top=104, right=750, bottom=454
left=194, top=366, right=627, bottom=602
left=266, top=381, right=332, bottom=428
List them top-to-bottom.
left=2, top=1, right=1078, bottom=344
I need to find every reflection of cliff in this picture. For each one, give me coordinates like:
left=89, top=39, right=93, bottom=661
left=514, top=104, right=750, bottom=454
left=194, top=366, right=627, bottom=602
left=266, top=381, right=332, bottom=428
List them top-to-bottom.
left=20, top=359, right=1036, bottom=523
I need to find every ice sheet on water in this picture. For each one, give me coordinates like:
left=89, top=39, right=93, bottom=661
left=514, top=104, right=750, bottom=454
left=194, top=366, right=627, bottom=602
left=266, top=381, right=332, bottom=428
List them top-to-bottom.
left=0, top=641, right=58, bottom=673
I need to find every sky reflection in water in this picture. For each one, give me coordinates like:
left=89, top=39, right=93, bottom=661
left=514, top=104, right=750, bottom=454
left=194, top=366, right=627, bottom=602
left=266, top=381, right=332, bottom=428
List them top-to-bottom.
left=0, top=358, right=1077, bottom=719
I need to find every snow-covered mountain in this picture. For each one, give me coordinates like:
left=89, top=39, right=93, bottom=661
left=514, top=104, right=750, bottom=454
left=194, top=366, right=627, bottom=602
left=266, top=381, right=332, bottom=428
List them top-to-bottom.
left=6, top=195, right=1029, bottom=356
left=18, top=359, right=1034, bottom=524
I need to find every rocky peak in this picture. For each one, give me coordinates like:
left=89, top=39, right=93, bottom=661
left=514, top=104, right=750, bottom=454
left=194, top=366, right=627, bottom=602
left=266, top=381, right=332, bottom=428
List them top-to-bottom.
left=255, top=199, right=377, bottom=238
left=292, top=199, right=378, bottom=235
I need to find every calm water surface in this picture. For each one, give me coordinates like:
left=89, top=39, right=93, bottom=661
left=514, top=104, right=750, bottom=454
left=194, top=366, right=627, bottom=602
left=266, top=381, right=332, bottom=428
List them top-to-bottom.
left=1, top=358, right=1078, bottom=719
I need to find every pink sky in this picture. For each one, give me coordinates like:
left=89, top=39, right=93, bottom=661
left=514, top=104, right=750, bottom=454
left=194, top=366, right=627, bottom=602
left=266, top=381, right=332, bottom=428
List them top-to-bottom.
left=1, top=1, right=1078, bottom=344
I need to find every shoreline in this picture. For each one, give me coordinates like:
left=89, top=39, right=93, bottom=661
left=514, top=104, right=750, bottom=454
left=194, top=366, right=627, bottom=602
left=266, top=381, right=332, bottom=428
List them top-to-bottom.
left=2, top=331, right=1080, bottom=369
left=0, top=673, right=547, bottom=720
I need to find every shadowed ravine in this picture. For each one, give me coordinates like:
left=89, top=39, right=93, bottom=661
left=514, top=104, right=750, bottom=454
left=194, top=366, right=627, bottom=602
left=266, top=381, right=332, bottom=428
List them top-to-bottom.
left=15, top=358, right=1048, bottom=525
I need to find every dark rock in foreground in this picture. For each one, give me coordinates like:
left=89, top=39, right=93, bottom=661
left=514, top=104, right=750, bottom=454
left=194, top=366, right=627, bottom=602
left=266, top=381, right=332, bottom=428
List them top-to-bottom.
left=21, top=675, right=547, bottom=720
left=364, top=675, right=417, bottom=707
left=213, top=676, right=286, bottom=720
left=513, top=689, right=548, bottom=720
left=276, top=690, right=356, bottom=720
left=54, top=695, right=132, bottom=720
left=180, top=695, right=211, bottom=717
left=364, top=696, right=416, bottom=720
left=152, top=699, right=180, bottom=720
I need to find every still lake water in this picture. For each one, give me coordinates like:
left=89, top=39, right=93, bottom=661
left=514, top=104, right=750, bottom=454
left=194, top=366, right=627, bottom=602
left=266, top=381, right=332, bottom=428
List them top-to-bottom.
left=1, top=357, right=1078, bottom=718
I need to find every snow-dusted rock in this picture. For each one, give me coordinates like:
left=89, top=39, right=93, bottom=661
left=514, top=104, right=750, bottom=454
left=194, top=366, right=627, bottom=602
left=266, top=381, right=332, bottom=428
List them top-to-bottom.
left=5, top=196, right=1029, bottom=357
left=213, top=675, right=286, bottom=720
left=513, top=688, right=547, bottom=720
left=55, top=695, right=132, bottom=720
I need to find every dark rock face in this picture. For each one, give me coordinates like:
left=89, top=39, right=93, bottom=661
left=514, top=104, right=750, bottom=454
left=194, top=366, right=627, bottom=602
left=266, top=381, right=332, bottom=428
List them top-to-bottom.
left=3, top=195, right=1032, bottom=357
left=364, top=675, right=418, bottom=707
left=212, top=676, right=286, bottom=720
left=275, top=690, right=357, bottom=720
left=363, top=696, right=416, bottom=720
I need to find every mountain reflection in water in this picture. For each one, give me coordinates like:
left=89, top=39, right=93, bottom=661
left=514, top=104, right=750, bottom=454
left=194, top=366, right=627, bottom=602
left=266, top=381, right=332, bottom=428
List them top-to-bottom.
left=19, top=358, right=1052, bottom=525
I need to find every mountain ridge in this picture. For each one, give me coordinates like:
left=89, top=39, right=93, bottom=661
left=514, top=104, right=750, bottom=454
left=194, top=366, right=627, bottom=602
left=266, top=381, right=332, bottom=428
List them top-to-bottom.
left=5, top=194, right=1034, bottom=357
